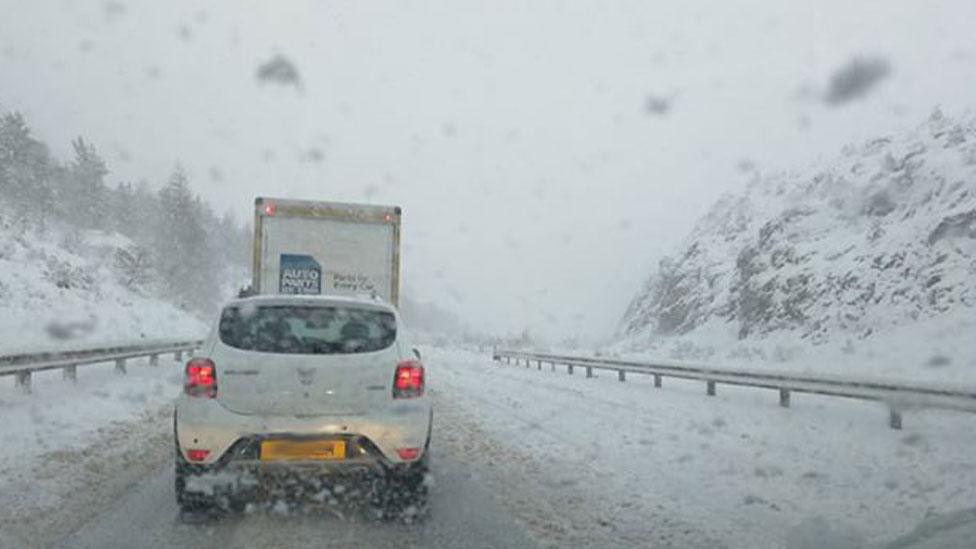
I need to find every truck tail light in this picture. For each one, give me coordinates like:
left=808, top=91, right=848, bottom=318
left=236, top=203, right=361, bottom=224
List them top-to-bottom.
left=185, top=358, right=217, bottom=398
left=393, top=360, right=424, bottom=398
left=396, top=447, right=421, bottom=461
left=186, top=449, right=211, bottom=462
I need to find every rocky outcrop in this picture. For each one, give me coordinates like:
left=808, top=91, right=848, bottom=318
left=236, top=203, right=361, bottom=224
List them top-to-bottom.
left=621, top=110, right=976, bottom=345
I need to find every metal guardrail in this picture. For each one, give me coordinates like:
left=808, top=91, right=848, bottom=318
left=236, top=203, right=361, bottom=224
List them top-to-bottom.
left=0, top=339, right=204, bottom=393
left=493, top=349, right=976, bottom=430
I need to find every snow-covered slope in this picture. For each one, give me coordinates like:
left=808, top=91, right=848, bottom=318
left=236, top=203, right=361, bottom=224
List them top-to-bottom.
left=619, top=110, right=976, bottom=381
left=0, top=216, right=206, bottom=353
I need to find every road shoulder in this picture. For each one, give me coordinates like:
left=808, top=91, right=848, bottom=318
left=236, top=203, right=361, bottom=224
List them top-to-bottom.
left=0, top=404, right=174, bottom=549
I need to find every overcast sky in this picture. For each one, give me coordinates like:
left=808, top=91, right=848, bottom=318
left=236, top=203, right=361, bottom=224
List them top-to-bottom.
left=2, top=0, right=974, bottom=341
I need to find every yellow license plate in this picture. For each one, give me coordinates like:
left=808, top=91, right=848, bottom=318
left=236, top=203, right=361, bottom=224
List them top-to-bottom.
left=260, top=439, right=346, bottom=462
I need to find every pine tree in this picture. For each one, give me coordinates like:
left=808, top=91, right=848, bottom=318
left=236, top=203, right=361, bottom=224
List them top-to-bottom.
left=0, top=111, right=56, bottom=228
left=68, top=137, right=108, bottom=229
left=154, top=166, right=220, bottom=311
left=130, top=180, right=161, bottom=246
left=111, top=182, right=138, bottom=237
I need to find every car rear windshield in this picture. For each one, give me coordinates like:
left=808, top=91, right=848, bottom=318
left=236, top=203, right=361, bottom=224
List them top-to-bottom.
left=218, top=304, right=397, bottom=354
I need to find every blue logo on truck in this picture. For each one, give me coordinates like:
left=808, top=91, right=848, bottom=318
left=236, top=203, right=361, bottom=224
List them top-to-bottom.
left=279, top=254, right=322, bottom=295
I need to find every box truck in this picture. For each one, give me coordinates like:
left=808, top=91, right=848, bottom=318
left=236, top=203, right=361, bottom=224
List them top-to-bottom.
left=250, top=197, right=401, bottom=306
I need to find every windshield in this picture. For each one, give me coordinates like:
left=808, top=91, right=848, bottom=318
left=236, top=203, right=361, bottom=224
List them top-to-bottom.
left=1, top=2, right=974, bottom=548
left=218, top=304, right=396, bottom=354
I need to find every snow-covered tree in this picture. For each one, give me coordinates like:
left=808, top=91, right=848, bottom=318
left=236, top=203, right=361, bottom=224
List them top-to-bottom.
left=0, top=109, right=250, bottom=315
left=0, top=111, right=57, bottom=229
left=67, top=137, right=108, bottom=229
left=154, top=165, right=222, bottom=311
left=109, top=182, right=138, bottom=236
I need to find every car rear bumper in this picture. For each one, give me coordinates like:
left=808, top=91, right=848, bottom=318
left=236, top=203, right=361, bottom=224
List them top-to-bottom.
left=175, top=397, right=431, bottom=467
left=177, top=447, right=429, bottom=510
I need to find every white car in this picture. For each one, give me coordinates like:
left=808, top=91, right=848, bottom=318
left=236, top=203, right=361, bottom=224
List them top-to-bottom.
left=173, top=294, right=432, bottom=519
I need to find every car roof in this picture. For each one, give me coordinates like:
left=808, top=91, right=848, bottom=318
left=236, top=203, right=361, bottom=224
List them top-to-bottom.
left=226, top=294, right=398, bottom=314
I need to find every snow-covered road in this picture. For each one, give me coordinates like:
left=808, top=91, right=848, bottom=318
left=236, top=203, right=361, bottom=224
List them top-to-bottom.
left=2, top=347, right=974, bottom=548
left=431, top=348, right=976, bottom=548
left=2, top=364, right=541, bottom=549
left=53, top=444, right=537, bottom=549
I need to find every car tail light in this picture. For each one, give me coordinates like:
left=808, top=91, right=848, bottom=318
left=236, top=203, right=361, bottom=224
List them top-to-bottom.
left=185, top=358, right=217, bottom=398
left=393, top=360, right=424, bottom=398
left=396, top=447, right=421, bottom=461
left=186, top=449, right=210, bottom=462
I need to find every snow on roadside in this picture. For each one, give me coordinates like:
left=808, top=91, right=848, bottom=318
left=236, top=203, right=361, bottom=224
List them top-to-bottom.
left=0, top=215, right=215, bottom=546
left=0, top=222, right=207, bottom=354
left=611, top=308, right=976, bottom=387
left=428, top=347, right=976, bottom=548
left=0, top=357, right=184, bottom=548
left=0, top=357, right=183, bottom=464
left=881, top=508, right=976, bottom=549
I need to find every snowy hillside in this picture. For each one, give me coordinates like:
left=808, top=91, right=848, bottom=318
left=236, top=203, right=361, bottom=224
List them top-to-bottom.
left=0, top=109, right=253, bottom=351
left=619, top=110, right=976, bottom=381
left=0, top=217, right=207, bottom=352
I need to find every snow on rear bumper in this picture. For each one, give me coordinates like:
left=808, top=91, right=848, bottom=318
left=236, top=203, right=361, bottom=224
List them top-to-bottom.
left=175, top=396, right=431, bottom=466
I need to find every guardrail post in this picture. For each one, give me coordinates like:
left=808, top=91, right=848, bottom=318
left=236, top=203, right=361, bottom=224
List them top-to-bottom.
left=174, top=350, right=183, bottom=362
left=149, top=354, right=159, bottom=367
left=115, top=358, right=127, bottom=375
left=537, top=360, right=542, bottom=370
left=550, top=362, right=555, bottom=372
left=63, top=365, right=77, bottom=383
left=568, top=365, right=574, bottom=375
left=586, top=366, right=593, bottom=378
left=618, top=370, right=626, bottom=382
left=14, top=371, right=31, bottom=394
left=654, top=374, right=662, bottom=388
left=706, top=380, right=716, bottom=396
left=779, top=389, right=791, bottom=408
left=889, top=409, right=903, bottom=430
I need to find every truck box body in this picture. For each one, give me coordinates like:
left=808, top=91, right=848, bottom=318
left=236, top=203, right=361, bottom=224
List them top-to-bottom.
left=251, top=197, right=401, bottom=306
